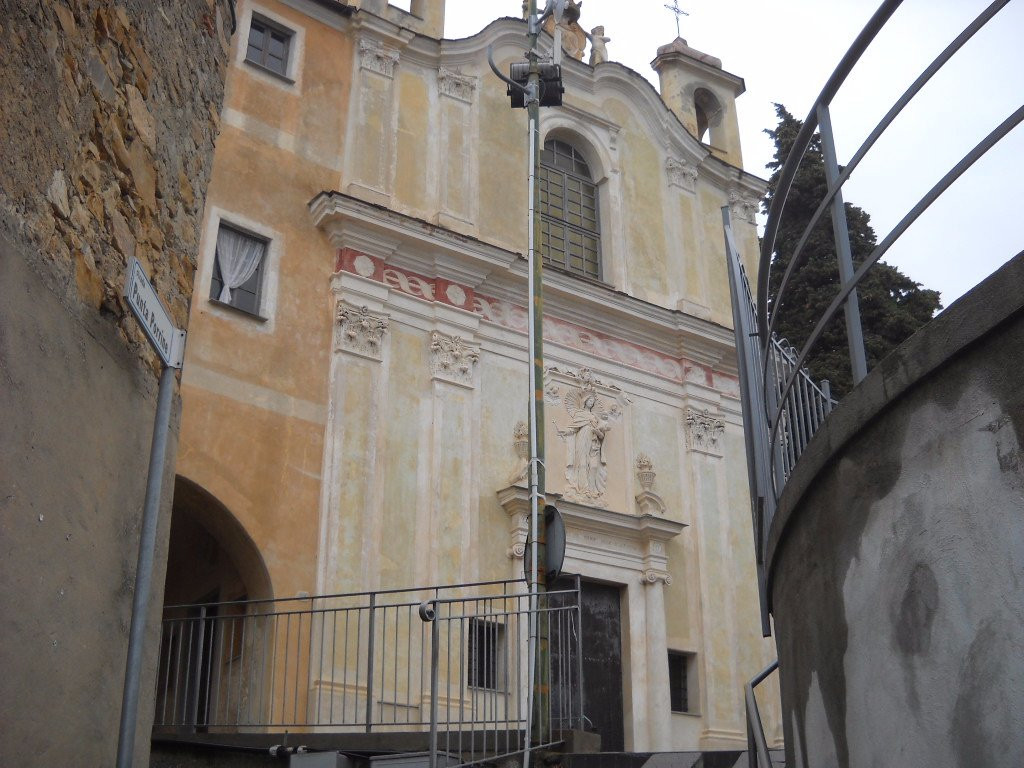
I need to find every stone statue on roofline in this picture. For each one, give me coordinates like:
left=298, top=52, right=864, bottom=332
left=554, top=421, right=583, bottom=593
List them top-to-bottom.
left=540, top=0, right=588, bottom=60
left=585, top=25, right=610, bottom=65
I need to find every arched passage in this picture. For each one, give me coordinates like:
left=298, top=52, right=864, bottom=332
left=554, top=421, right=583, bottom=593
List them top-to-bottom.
left=163, top=476, right=272, bottom=606
left=155, top=477, right=273, bottom=731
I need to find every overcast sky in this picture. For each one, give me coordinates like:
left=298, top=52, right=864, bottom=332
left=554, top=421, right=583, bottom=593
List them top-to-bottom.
left=444, top=0, right=1023, bottom=307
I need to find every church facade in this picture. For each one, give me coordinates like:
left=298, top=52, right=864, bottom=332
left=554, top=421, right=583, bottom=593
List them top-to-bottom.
left=166, top=0, right=777, bottom=754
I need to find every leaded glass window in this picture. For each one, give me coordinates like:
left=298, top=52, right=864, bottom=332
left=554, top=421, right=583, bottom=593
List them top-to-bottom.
left=539, top=140, right=601, bottom=279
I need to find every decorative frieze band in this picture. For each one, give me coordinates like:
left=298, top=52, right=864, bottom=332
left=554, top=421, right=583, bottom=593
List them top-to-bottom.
left=359, top=39, right=399, bottom=78
left=438, top=67, right=477, bottom=103
left=334, top=251, right=741, bottom=395
left=335, top=303, right=389, bottom=361
left=429, top=331, right=479, bottom=388
left=684, top=407, right=725, bottom=456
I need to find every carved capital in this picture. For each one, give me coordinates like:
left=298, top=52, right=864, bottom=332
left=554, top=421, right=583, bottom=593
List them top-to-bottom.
left=359, top=39, right=399, bottom=78
left=438, top=67, right=476, bottom=103
left=666, top=157, right=698, bottom=192
left=728, top=188, right=760, bottom=225
left=335, top=303, right=389, bottom=360
left=429, top=331, right=479, bottom=388
left=684, top=407, right=725, bottom=456
left=507, top=541, right=526, bottom=560
left=640, top=568, right=672, bottom=585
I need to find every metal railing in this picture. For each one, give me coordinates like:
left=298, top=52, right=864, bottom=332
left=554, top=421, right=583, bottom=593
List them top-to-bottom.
left=724, top=0, right=1021, bottom=633
left=155, top=578, right=582, bottom=765
left=745, top=660, right=779, bottom=768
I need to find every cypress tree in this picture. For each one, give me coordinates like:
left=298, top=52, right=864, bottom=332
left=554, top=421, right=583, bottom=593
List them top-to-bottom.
left=763, top=104, right=942, bottom=395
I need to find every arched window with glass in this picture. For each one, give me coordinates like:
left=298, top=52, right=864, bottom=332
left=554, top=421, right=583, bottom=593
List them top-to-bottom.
left=539, top=139, right=601, bottom=279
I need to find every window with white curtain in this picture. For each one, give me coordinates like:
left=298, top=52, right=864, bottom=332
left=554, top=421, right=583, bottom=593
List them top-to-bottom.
left=210, top=223, right=267, bottom=316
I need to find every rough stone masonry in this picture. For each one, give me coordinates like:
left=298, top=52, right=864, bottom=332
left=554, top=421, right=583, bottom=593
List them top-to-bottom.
left=0, top=2, right=232, bottom=767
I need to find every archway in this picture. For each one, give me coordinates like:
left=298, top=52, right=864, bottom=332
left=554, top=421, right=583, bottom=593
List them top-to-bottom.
left=155, top=477, right=273, bottom=731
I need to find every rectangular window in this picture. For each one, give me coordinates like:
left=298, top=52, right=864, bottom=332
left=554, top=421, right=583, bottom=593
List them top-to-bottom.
left=246, top=16, right=293, bottom=77
left=210, top=223, right=267, bottom=317
left=468, top=619, right=504, bottom=690
left=668, top=651, right=692, bottom=713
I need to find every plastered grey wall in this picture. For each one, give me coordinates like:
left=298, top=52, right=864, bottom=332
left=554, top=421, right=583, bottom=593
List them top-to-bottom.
left=0, top=2, right=231, bottom=766
left=767, top=253, right=1024, bottom=768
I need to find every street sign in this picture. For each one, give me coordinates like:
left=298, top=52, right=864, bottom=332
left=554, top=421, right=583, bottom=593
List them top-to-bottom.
left=124, top=258, right=185, bottom=368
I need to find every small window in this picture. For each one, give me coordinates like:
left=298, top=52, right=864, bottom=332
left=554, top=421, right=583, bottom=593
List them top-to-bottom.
left=246, top=16, right=293, bottom=77
left=539, top=139, right=601, bottom=280
left=210, top=224, right=267, bottom=317
left=468, top=619, right=505, bottom=690
left=668, top=650, right=692, bottom=713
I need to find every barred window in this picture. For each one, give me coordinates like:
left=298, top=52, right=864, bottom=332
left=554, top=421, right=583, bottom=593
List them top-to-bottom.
left=539, top=139, right=601, bottom=280
left=468, top=619, right=505, bottom=690
left=668, top=650, right=692, bottom=713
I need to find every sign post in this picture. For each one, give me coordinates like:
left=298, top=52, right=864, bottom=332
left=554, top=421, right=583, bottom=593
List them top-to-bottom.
left=115, top=258, right=185, bottom=768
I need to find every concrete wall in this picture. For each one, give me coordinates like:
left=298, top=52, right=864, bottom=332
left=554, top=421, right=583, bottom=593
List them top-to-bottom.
left=0, top=2, right=231, bottom=766
left=767, top=252, right=1024, bottom=768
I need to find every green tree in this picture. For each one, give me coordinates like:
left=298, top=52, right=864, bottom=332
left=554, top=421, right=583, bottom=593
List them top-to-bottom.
left=763, top=104, right=942, bottom=395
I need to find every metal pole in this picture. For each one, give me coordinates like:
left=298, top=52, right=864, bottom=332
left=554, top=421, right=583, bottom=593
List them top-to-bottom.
left=521, top=1, right=550, bottom=764
left=816, top=103, right=868, bottom=385
left=116, top=363, right=176, bottom=768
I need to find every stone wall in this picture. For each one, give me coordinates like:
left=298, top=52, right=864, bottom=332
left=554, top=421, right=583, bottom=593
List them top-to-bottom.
left=0, top=2, right=232, bottom=766
left=767, top=252, right=1024, bottom=768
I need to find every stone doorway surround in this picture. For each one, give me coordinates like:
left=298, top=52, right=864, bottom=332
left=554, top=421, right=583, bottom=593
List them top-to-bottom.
left=497, top=484, right=686, bottom=752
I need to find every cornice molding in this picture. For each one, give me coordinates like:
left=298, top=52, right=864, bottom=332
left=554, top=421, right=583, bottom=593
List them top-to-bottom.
left=312, top=191, right=743, bottom=375
left=498, top=484, right=685, bottom=575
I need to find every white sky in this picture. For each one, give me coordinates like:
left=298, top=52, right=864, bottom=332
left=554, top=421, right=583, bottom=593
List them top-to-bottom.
left=444, top=0, right=1024, bottom=307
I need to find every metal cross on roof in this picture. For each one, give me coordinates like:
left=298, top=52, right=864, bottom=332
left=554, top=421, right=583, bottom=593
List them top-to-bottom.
left=664, top=0, right=689, bottom=38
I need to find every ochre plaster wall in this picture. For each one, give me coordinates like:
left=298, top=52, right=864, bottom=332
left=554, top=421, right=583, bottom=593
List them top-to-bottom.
left=175, top=3, right=772, bottom=754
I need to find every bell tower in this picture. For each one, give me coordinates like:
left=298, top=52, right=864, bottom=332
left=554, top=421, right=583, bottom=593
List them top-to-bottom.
left=359, top=0, right=446, bottom=39
left=651, top=37, right=745, bottom=166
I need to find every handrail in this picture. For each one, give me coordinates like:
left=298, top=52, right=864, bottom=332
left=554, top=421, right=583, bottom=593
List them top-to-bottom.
left=748, top=0, right=1020, bottom=503
left=756, top=0, right=903, bottom=333
left=764, top=0, right=1013, bottom=348
left=725, top=1, right=1020, bottom=639
left=766, top=102, right=1024, bottom=497
left=163, top=578, right=525, bottom=610
left=745, top=660, right=779, bottom=768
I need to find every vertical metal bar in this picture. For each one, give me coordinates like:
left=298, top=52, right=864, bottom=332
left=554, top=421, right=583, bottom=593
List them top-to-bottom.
left=817, top=102, right=868, bottom=384
left=116, top=363, right=176, bottom=768
left=822, top=380, right=834, bottom=414
left=574, top=576, right=583, bottom=730
left=365, top=594, right=376, bottom=731
left=317, top=604, right=326, bottom=725
left=393, top=604, right=400, bottom=723
left=406, top=604, right=412, bottom=723
left=429, top=605, right=440, bottom=768
left=329, top=609, right=338, bottom=724
left=283, top=612, right=293, bottom=725
left=211, top=613, right=224, bottom=726
left=269, top=613, right=279, bottom=725
left=232, top=614, right=243, bottom=726
left=182, top=619, right=195, bottom=728
left=159, top=621, right=174, bottom=726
